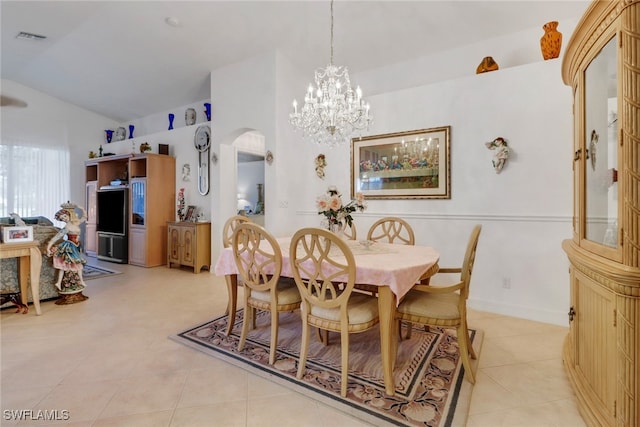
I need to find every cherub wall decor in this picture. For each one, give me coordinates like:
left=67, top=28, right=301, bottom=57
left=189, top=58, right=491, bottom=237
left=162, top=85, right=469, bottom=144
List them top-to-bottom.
left=485, top=137, right=510, bottom=173
left=315, top=154, right=327, bottom=179
left=46, top=202, right=89, bottom=304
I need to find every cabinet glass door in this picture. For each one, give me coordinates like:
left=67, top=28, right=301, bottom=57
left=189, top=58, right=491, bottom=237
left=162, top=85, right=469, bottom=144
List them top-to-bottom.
left=584, top=36, right=618, bottom=247
left=131, top=178, right=146, bottom=226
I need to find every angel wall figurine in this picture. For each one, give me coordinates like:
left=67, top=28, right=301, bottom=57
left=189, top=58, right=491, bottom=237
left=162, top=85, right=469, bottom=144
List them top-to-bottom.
left=485, top=137, right=510, bottom=173
left=315, top=154, right=327, bottom=179
left=46, top=202, right=89, bottom=304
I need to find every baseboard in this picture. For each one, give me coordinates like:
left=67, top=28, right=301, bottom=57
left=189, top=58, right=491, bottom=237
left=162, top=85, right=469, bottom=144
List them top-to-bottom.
left=468, top=298, right=569, bottom=326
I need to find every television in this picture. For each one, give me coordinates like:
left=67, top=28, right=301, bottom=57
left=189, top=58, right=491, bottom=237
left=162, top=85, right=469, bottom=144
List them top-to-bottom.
left=97, top=188, right=128, bottom=235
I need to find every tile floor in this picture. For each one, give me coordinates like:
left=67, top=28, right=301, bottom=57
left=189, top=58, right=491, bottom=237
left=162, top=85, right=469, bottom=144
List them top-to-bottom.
left=1, top=260, right=586, bottom=426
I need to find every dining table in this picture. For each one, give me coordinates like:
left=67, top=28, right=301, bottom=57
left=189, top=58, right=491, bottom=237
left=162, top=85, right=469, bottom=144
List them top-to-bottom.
left=213, top=236, right=440, bottom=395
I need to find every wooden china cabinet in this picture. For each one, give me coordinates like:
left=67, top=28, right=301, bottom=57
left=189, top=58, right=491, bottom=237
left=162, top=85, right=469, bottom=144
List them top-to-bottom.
left=561, top=1, right=640, bottom=426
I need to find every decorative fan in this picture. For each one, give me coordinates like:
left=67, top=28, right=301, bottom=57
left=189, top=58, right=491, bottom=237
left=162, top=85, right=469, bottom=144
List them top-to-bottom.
left=0, top=95, right=28, bottom=108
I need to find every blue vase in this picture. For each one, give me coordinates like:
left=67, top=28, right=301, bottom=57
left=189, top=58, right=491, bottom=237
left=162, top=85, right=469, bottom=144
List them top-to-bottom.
left=204, top=103, right=211, bottom=121
left=168, top=113, right=175, bottom=130
left=128, top=125, right=134, bottom=139
left=105, top=130, right=113, bottom=143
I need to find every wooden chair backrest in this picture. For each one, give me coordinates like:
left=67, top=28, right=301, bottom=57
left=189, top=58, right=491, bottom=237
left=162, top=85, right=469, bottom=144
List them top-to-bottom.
left=222, top=215, right=251, bottom=248
left=366, top=217, right=415, bottom=245
left=342, top=222, right=356, bottom=240
left=232, top=223, right=282, bottom=293
left=460, top=225, right=482, bottom=300
left=289, top=227, right=356, bottom=311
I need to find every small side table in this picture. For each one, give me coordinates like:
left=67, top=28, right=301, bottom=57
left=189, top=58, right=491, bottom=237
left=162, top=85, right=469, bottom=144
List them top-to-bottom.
left=167, top=221, right=211, bottom=273
left=0, top=241, right=42, bottom=315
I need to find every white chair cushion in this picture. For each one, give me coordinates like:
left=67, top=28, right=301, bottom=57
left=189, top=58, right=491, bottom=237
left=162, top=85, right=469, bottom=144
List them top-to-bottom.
left=251, top=278, right=301, bottom=305
left=397, top=290, right=460, bottom=320
left=311, top=293, right=379, bottom=325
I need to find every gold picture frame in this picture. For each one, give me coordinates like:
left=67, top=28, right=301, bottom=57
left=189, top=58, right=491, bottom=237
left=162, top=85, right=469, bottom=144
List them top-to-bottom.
left=351, top=126, right=451, bottom=199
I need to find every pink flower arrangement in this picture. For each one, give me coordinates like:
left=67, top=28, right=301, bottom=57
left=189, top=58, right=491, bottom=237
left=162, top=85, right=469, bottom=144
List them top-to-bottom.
left=316, top=185, right=366, bottom=227
left=177, top=188, right=186, bottom=221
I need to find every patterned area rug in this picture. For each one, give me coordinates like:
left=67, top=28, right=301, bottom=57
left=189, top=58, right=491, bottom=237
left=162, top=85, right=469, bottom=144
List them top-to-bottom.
left=82, top=264, right=121, bottom=280
left=171, top=310, right=482, bottom=426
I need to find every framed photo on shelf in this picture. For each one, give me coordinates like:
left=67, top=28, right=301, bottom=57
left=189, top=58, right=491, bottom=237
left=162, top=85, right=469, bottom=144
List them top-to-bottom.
left=351, top=126, right=451, bottom=199
left=184, top=205, right=197, bottom=222
left=2, top=226, right=34, bottom=243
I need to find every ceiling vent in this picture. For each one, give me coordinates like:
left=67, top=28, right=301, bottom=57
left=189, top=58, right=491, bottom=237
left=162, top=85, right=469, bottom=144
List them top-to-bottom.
left=15, top=31, right=47, bottom=41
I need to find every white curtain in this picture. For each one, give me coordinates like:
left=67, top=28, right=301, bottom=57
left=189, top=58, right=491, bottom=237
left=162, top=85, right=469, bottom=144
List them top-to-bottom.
left=0, top=144, right=70, bottom=221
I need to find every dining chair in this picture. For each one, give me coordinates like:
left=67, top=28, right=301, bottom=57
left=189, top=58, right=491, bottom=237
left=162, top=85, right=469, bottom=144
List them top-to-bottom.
left=222, top=215, right=251, bottom=248
left=222, top=215, right=252, bottom=318
left=366, top=216, right=415, bottom=245
left=356, top=217, right=416, bottom=297
left=343, top=221, right=357, bottom=240
left=233, top=222, right=301, bottom=365
left=395, top=224, right=482, bottom=383
left=289, top=227, right=379, bottom=397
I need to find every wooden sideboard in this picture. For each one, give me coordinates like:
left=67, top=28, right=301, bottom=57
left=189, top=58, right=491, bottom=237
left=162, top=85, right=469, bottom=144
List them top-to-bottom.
left=561, top=1, right=640, bottom=425
left=167, top=221, right=211, bottom=273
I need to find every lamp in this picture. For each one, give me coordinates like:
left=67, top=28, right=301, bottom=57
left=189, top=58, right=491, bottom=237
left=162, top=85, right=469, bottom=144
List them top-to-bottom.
left=289, top=0, right=372, bottom=147
left=237, top=193, right=251, bottom=212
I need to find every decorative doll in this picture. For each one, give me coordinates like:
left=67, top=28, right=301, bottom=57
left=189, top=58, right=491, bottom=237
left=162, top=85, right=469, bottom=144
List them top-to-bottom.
left=46, top=202, right=89, bottom=304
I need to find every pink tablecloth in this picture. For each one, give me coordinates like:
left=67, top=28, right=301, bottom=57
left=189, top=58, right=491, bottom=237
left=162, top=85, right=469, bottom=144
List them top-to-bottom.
left=214, top=237, right=439, bottom=304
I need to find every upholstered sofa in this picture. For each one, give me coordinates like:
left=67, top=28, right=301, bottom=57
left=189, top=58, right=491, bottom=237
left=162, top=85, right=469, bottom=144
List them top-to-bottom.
left=1, top=216, right=61, bottom=303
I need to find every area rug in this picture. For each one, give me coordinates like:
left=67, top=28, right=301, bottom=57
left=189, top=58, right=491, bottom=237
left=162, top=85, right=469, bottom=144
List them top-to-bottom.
left=82, top=264, right=121, bottom=280
left=171, top=310, right=483, bottom=426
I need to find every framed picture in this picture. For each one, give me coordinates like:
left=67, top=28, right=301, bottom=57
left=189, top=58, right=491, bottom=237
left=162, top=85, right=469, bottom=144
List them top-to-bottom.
left=351, top=126, right=451, bottom=199
left=184, top=205, right=197, bottom=222
left=2, top=226, right=34, bottom=243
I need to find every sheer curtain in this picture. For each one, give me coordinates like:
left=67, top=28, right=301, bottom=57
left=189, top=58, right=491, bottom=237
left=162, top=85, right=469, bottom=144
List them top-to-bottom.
left=0, top=143, right=70, bottom=221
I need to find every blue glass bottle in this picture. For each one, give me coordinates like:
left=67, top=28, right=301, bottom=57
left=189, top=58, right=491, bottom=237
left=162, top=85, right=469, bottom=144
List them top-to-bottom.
left=204, top=103, right=211, bottom=121
left=168, top=113, right=175, bottom=130
left=128, top=125, right=135, bottom=139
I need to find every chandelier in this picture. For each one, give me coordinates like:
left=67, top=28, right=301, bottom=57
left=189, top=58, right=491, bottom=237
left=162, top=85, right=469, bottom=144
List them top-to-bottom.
left=289, top=0, right=372, bottom=147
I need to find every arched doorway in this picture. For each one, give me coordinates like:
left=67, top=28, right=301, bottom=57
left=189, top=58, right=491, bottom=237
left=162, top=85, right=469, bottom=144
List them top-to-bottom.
left=234, top=131, right=266, bottom=226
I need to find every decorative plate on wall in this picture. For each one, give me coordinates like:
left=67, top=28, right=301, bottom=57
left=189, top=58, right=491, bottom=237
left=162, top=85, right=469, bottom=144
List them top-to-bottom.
left=185, top=108, right=196, bottom=126
left=114, top=127, right=126, bottom=141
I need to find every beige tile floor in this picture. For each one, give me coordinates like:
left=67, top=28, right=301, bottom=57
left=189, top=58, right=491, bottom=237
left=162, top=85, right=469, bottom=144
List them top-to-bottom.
left=1, top=260, right=586, bottom=427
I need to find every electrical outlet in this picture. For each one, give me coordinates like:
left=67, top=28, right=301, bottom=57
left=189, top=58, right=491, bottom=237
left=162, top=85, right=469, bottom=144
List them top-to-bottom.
left=502, top=277, right=511, bottom=289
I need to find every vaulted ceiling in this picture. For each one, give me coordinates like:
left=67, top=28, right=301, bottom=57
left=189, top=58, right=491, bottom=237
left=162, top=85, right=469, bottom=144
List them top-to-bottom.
left=1, top=1, right=589, bottom=122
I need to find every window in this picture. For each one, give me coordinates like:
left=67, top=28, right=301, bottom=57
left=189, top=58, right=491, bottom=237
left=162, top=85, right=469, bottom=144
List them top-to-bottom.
left=0, top=143, right=70, bottom=221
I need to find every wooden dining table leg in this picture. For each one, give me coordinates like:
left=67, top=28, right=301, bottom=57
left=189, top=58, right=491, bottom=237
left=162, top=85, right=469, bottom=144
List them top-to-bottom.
left=28, top=246, right=42, bottom=315
left=18, top=255, right=29, bottom=308
left=224, top=274, right=238, bottom=336
left=378, top=285, right=396, bottom=396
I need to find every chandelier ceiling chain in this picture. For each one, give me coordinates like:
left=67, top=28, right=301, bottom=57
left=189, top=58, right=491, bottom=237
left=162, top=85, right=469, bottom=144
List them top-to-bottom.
left=289, top=0, right=372, bottom=147
left=329, top=0, right=334, bottom=65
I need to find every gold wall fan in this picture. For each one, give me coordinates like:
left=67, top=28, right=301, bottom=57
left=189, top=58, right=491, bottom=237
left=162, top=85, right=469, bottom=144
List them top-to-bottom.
left=0, top=95, right=28, bottom=108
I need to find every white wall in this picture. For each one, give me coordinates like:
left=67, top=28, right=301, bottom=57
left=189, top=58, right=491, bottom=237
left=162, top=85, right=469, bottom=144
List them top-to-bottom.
left=208, top=52, right=278, bottom=263
left=0, top=79, right=118, bottom=208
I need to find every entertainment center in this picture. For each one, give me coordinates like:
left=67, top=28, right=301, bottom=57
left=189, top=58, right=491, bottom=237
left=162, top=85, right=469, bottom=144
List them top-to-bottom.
left=85, top=153, right=176, bottom=267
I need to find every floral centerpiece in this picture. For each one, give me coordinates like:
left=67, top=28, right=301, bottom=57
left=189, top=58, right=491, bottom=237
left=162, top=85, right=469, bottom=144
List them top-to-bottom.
left=316, top=185, right=366, bottom=230
left=177, top=188, right=186, bottom=221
